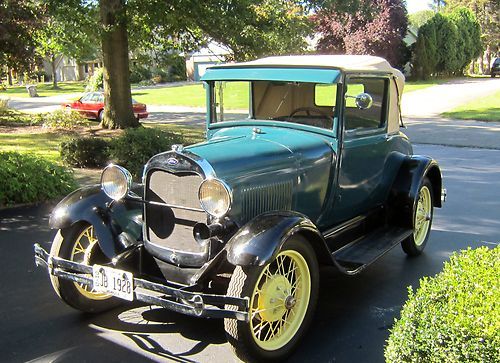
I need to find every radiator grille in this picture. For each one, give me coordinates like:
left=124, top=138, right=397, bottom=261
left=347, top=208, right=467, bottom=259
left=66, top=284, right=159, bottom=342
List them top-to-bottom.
left=145, top=170, right=206, bottom=253
left=242, top=181, right=293, bottom=221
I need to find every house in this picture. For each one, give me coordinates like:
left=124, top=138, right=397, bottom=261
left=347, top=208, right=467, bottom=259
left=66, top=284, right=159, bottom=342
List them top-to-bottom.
left=185, top=42, right=232, bottom=81
left=42, top=56, right=102, bottom=82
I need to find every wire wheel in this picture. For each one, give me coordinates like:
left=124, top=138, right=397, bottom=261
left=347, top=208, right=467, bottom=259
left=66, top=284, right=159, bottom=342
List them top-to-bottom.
left=402, top=177, right=434, bottom=256
left=413, top=185, right=432, bottom=247
left=49, top=222, right=120, bottom=313
left=69, top=225, right=111, bottom=300
left=224, top=235, right=319, bottom=362
left=249, top=250, right=310, bottom=350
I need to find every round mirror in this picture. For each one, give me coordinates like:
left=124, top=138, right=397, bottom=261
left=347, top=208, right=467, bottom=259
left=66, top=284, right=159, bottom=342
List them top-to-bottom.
left=355, top=93, right=373, bottom=110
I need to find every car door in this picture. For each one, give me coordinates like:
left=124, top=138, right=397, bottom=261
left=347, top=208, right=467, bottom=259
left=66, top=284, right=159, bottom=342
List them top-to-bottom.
left=333, top=76, right=390, bottom=223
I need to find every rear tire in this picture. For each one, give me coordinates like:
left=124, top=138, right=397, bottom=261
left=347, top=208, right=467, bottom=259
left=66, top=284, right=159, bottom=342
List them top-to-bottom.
left=402, top=178, right=434, bottom=256
left=50, top=222, right=120, bottom=313
left=224, top=235, right=319, bottom=362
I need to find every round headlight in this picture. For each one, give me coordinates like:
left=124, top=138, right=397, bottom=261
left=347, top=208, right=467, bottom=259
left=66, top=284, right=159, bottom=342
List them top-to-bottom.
left=101, top=165, right=132, bottom=201
left=198, top=178, right=231, bottom=218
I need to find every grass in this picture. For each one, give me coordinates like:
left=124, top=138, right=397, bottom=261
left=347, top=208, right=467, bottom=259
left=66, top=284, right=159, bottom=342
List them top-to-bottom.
left=0, top=81, right=86, bottom=98
left=441, top=90, right=500, bottom=121
left=0, top=132, right=70, bottom=163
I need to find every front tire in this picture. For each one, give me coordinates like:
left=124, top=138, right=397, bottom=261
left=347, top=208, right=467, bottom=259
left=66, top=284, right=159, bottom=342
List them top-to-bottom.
left=97, top=109, right=104, bottom=123
left=402, top=178, right=434, bottom=256
left=49, top=222, right=120, bottom=313
left=224, top=235, right=319, bottom=362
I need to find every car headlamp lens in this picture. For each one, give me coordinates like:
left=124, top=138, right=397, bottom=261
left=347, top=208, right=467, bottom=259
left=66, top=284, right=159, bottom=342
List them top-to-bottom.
left=101, top=165, right=132, bottom=201
left=198, top=179, right=231, bottom=218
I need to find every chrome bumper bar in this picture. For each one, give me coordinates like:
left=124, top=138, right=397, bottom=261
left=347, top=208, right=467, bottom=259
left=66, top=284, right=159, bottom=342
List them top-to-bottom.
left=34, top=244, right=249, bottom=321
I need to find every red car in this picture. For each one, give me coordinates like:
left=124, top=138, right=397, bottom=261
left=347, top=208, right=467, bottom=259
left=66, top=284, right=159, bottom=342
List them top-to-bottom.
left=63, top=92, right=148, bottom=121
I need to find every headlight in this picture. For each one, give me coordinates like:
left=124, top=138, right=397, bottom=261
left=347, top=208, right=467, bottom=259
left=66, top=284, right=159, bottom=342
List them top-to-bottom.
left=101, top=165, right=132, bottom=201
left=198, top=178, right=231, bottom=218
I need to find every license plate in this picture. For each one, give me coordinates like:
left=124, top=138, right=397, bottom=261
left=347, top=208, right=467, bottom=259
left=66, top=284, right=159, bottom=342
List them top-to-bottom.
left=92, top=265, right=134, bottom=301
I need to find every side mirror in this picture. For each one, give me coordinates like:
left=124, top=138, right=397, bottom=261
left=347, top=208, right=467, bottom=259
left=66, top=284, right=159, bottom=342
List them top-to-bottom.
left=355, top=93, right=373, bottom=110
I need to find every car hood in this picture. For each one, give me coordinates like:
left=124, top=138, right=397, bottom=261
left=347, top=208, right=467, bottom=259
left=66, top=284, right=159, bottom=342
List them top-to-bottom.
left=187, top=125, right=332, bottom=184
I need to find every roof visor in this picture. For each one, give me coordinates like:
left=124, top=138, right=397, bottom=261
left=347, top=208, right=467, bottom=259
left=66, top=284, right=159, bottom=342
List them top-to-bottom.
left=201, top=67, right=341, bottom=84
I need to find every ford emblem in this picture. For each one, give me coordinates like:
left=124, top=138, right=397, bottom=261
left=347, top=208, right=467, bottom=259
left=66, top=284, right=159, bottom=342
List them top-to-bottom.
left=167, top=157, right=178, bottom=166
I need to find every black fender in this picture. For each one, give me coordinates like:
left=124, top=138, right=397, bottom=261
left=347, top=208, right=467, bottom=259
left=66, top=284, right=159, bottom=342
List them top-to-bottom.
left=389, top=155, right=443, bottom=227
left=49, top=185, right=143, bottom=259
left=225, top=211, right=333, bottom=267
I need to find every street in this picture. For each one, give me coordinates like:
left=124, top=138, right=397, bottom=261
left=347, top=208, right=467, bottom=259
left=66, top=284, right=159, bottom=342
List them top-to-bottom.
left=1, top=144, right=499, bottom=363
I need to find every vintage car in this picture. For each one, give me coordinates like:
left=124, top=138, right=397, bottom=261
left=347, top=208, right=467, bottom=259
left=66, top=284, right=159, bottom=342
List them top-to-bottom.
left=34, top=55, right=445, bottom=362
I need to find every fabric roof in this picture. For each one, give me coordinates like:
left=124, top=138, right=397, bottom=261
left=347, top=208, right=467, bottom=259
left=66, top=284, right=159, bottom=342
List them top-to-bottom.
left=211, top=55, right=405, bottom=92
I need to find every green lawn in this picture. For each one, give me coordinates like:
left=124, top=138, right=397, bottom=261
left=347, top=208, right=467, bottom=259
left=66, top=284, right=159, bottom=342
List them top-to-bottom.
left=404, top=79, right=444, bottom=93
left=0, top=81, right=86, bottom=98
left=441, top=90, right=500, bottom=122
left=0, top=132, right=69, bottom=162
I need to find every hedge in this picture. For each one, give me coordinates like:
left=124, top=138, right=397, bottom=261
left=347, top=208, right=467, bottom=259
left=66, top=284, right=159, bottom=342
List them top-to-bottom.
left=60, top=137, right=110, bottom=168
left=0, top=152, right=77, bottom=207
left=385, top=246, right=499, bottom=362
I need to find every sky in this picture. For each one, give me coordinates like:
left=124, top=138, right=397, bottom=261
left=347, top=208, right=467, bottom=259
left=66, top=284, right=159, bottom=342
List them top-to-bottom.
left=406, top=0, right=432, bottom=14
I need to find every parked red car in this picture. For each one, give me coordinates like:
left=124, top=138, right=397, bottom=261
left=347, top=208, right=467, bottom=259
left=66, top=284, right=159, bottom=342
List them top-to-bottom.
left=63, top=92, right=148, bottom=121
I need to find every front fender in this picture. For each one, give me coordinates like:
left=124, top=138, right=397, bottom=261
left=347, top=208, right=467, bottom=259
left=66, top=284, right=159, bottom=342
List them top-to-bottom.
left=50, top=185, right=143, bottom=259
left=225, top=211, right=331, bottom=267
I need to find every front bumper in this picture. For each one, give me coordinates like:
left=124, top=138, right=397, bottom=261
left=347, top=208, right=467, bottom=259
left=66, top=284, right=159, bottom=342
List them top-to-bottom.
left=34, top=244, right=248, bottom=321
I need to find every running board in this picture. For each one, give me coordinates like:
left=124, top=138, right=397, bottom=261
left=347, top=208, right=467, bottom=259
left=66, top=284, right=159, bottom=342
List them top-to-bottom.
left=331, top=226, right=412, bottom=275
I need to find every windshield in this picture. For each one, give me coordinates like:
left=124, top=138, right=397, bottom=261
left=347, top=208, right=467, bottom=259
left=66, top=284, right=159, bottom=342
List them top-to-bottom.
left=211, top=80, right=338, bottom=130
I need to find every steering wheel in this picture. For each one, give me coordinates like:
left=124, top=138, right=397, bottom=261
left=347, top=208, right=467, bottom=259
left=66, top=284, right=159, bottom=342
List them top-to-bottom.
left=289, top=107, right=331, bottom=120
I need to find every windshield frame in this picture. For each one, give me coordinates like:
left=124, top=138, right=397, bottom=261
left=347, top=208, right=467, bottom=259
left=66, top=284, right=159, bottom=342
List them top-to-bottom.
left=205, top=79, right=342, bottom=138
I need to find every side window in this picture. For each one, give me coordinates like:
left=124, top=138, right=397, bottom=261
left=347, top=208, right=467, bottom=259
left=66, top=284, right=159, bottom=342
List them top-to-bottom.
left=344, top=78, right=388, bottom=132
left=314, top=84, right=337, bottom=107
left=80, top=93, right=92, bottom=102
left=89, top=93, right=100, bottom=102
left=98, top=94, right=104, bottom=103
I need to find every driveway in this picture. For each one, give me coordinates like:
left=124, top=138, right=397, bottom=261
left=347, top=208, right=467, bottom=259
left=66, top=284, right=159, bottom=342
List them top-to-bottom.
left=1, top=144, right=499, bottom=363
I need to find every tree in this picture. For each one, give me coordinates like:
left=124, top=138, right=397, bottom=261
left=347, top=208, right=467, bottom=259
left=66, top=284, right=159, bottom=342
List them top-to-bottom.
left=0, top=0, right=41, bottom=75
left=43, top=0, right=313, bottom=129
left=315, top=0, right=408, bottom=67
left=430, top=0, right=448, bottom=12
left=444, top=0, right=499, bottom=73
left=36, top=1, right=97, bottom=88
left=412, top=9, right=481, bottom=78
left=409, top=10, right=435, bottom=28
left=413, top=20, right=438, bottom=79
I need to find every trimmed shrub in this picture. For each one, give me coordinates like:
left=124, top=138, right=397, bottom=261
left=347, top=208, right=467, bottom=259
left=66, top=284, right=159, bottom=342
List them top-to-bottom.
left=43, top=109, right=90, bottom=129
left=109, top=127, right=185, bottom=179
left=60, top=137, right=110, bottom=168
left=0, top=152, right=77, bottom=207
left=385, top=246, right=500, bottom=362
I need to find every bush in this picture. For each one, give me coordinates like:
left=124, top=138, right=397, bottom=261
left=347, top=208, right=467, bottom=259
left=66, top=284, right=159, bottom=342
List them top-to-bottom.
left=130, top=66, right=152, bottom=84
left=85, top=68, right=103, bottom=92
left=151, top=69, right=168, bottom=84
left=43, top=109, right=90, bottom=129
left=109, top=127, right=185, bottom=178
left=60, top=137, right=110, bottom=168
left=0, top=152, right=77, bottom=207
left=385, top=246, right=500, bottom=362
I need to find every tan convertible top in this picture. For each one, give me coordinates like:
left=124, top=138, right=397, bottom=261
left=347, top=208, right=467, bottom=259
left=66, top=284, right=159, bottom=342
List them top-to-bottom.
left=222, top=54, right=405, bottom=92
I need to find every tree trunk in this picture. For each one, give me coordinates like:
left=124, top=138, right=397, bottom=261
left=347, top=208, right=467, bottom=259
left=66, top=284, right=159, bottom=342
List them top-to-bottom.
left=99, top=0, right=138, bottom=129
left=485, top=45, right=491, bottom=74
left=479, top=52, right=484, bottom=74
left=51, top=54, right=58, bottom=88
left=469, top=60, right=475, bottom=75
left=7, top=67, right=12, bottom=86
